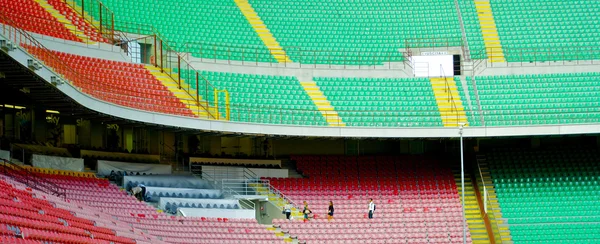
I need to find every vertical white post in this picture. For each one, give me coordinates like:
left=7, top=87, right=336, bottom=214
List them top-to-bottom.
left=459, top=123, right=466, bottom=244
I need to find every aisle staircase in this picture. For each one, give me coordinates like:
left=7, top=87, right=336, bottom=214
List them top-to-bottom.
left=32, top=0, right=94, bottom=43
left=234, top=0, right=292, bottom=63
left=474, top=0, right=506, bottom=63
left=144, top=65, right=220, bottom=119
left=430, top=77, right=469, bottom=127
left=299, top=81, right=345, bottom=126
left=476, top=156, right=513, bottom=243
left=454, top=171, right=491, bottom=244
left=250, top=182, right=298, bottom=242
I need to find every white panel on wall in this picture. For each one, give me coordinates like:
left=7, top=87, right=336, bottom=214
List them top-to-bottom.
left=410, top=55, right=454, bottom=77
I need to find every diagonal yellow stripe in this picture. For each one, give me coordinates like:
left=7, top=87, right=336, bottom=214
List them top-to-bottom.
left=234, top=0, right=292, bottom=63
left=475, top=0, right=506, bottom=63
left=430, top=77, right=469, bottom=127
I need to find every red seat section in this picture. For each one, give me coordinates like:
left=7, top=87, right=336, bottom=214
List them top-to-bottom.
left=0, top=0, right=82, bottom=42
left=46, top=0, right=108, bottom=43
left=22, top=44, right=196, bottom=117
left=269, top=155, right=473, bottom=244
left=0, top=171, right=279, bottom=244
left=0, top=179, right=136, bottom=244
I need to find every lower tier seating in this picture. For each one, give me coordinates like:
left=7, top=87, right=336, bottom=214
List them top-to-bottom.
left=0, top=0, right=83, bottom=42
left=22, top=45, right=195, bottom=117
left=469, top=72, right=600, bottom=126
left=487, top=147, right=600, bottom=243
left=269, top=155, right=473, bottom=243
left=0, top=169, right=279, bottom=244
left=0, top=176, right=136, bottom=244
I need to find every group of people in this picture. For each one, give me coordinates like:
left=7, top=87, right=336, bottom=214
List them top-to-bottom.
left=283, top=199, right=376, bottom=222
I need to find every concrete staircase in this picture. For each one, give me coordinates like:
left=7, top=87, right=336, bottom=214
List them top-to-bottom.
left=474, top=0, right=506, bottom=63
left=430, top=77, right=469, bottom=127
left=476, top=157, right=514, bottom=243
left=454, top=171, right=490, bottom=244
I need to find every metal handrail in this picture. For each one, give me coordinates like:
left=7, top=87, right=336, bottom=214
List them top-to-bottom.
left=475, top=157, right=506, bottom=243
left=0, top=159, right=66, bottom=199
left=259, top=179, right=298, bottom=209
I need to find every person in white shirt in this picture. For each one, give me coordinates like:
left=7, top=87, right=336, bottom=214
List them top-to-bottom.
left=368, top=199, right=375, bottom=219
left=284, top=203, right=292, bottom=220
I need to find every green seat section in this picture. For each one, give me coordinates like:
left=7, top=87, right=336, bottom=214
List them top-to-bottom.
left=83, top=0, right=274, bottom=62
left=249, top=0, right=463, bottom=65
left=457, top=0, right=487, bottom=60
left=490, top=0, right=600, bottom=62
left=175, top=70, right=327, bottom=126
left=474, top=72, right=600, bottom=126
left=314, top=77, right=443, bottom=127
left=455, top=77, right=481, bottom=126
left=488, top=148, right=600, bottom=243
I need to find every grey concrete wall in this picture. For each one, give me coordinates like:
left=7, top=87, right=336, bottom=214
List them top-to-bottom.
left=31, top=32, right=131, bottom=62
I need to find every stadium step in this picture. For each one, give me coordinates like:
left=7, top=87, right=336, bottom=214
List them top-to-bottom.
left=32, top=0, right=95, bottom=44
left=64, top=0, right=102, bottom=28
left=234, top=0, right=292, bottom=63
left=474, top=0, right=506, bottom=63
left=144, top=65, right=220, bottom=119
left=429, top=77, right=469, bottom=127
left=299, top=81, right=345, bottom=126
left=477, top=159, right=513, bottom=242
left=454, top=172, right=492, bottom=244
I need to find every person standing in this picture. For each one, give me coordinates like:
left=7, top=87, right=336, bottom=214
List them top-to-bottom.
left=368, top=199, right=375, bottom=219
left=303, top=201, right=312, bottom=222
left=327, top=201, right=334, bottom=221
left=284, top=203, right=292, bottom=220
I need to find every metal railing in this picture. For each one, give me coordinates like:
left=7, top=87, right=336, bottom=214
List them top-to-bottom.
left=63, top=0, right=115, bottom=42
left=180, top=41, right=410, bottom=69
left=474, top=46, right=600, bottom=72
left=475, top=156, right=506, bottom=243
left=0, top=159, right=66, bottom=199
left=259, top=179, right=298, bottom=208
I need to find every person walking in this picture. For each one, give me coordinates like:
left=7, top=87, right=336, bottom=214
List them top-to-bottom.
left=368, top=199, right=375, bottom=219
left=302, top=201, right=312, bottom=222
left=327, top=201, right=334, bottom=221
left=284, top=203, right=292, bottom=220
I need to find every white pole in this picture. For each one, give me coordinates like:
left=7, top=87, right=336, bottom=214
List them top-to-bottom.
left=459, top=123, right=466, bottom=244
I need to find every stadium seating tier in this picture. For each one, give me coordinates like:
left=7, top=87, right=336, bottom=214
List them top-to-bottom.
left=0, top=0, right=82, bottom=42
left=470, top=72, right=600, bottom=126
left=487, top=148, right=600, bottom=243
left=269, top=155, right=474, bottom=243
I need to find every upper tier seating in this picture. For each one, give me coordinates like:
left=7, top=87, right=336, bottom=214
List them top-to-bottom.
left=0, top=0, right=82, bottom=42
left=46, top=0, right=108, bottom=42
left=92, top=0, right=274, bottom=62
left=249, top=0, right=462, bottom=65
left=457, top=0, right=486, bottom=60
left=491, top=0, right=600, bottom=62
left=22, top=45, right=195, bottom=117
left=182, top=70, right=327, bottom=126
left=468, top=72, right=600, bottom=126
left=314, top=77, right=444, bottom=127
left=487, top=147, right=600, bottom=243
left=269, top=155, right=473, bottom=243
left=0, top=167, right=281, bottom=244
left=0, top=177, right=136, bottom=244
